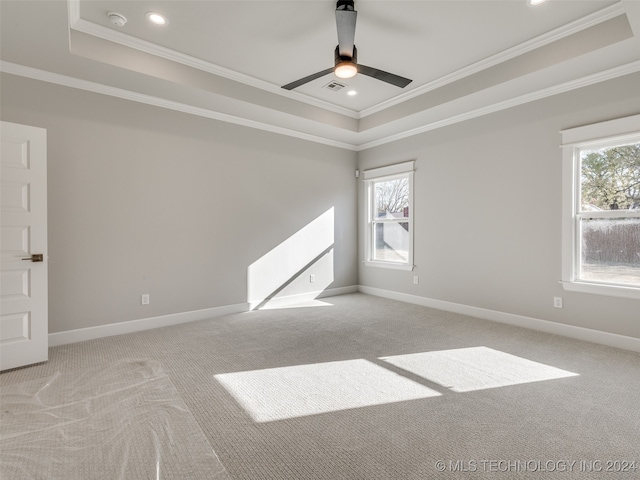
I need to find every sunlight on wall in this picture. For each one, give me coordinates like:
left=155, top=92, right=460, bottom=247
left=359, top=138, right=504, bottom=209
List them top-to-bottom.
left=247, top=208, right=334, bottom=310
left=258, top=248, right=334, bottom=310
left=380, top=347, right=579, bottom=393
left=214, top=359, right=441, bottom=423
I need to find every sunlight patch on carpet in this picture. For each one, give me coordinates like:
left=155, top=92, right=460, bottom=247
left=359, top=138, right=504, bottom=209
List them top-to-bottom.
left=380, top=346, right=579, bottom=393
left=215, top=359, right=441, bottom=422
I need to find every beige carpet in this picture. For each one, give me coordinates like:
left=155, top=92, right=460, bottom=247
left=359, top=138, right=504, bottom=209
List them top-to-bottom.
left=1, top=293, right=639, bottom=479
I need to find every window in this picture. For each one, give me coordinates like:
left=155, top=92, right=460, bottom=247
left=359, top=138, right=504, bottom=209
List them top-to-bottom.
left=561, top=115, right=640, bottom=299
left=364, top=161, right=414, bottom=270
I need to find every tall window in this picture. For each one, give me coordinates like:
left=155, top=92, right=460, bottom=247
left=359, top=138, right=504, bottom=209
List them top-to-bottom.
left=561, top=115, right=640, bottom=299
left=364, top=161, right=414, bottom=270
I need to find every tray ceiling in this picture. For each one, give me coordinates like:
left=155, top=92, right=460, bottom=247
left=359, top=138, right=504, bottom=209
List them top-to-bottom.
left=1, top=0, right=639, bottom=149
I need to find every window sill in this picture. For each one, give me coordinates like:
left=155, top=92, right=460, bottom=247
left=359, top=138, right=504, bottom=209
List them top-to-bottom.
left=365, top=261, right=414, bottom=271
left=560, top=281, right=640, bottom=300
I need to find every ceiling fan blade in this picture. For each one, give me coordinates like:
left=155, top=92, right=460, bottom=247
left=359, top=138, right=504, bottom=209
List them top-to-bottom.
left=335, top=8, right=357, bottom=57
left=357, top=64, right=413, bottom=88
left=281, top=67, right=334, bottom=90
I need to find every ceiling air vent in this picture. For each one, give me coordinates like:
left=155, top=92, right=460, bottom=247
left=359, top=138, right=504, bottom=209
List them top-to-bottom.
left=323, top=81, right=347, bottom=92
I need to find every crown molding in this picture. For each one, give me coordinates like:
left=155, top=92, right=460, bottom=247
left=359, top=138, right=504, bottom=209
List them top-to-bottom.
left=66, top=0, right=360, bottom=120
left=358, top=2, right=628, bottom=118
left=4, top=59, right=638, bottom=153
left=357, top=60, right=640, bottom=151
left=0, top=61, right=358, bottom=151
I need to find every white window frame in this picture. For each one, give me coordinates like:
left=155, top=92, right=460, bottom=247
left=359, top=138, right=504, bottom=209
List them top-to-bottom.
left=560, top=114, right=640, bottom=300
left=363, top=161, right=414, bottom=271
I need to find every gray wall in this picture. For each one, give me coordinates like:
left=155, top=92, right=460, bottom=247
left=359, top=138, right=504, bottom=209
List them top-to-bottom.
left=2, top=71, right=639, bottom=340
left=358, top=72, right=640, bottom=339
left=1, top=74, right=358, bottom=333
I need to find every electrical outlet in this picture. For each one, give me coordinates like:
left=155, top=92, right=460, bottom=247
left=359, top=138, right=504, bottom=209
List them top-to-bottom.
left=310, top=274, right=315, bottom=283
left=413, top=276, right=419, bottom=285
left=141, top=294, right=150, bottom=305
left=553, top=297, right=563, bottom=308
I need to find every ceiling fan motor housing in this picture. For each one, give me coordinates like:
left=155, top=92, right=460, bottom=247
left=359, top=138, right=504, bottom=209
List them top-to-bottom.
left=336, top=0, right=355, bottom=12
left=335, top=45, right=357, bottom=66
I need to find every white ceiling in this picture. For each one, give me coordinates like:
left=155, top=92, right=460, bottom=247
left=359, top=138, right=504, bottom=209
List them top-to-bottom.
left=1, top=1, right=640, bottom=150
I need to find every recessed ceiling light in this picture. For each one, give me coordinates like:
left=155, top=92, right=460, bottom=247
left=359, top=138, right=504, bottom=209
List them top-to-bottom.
left=528, top=0, right=547, bottom=6
left=146, top=11, right=168, bottom=25
left=347, top=90, right=357, bottom=96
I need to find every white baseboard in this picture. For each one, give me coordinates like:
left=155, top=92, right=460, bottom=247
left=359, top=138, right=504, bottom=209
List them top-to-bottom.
left=49, top=285, right=360, bottom=347
left=251, top=285, right=359, bottom=310
left=317, top=285, right=359, bottom=297
left=359, top=285, right=640, bottom=353
left=48, top=302, right=249, bottom=347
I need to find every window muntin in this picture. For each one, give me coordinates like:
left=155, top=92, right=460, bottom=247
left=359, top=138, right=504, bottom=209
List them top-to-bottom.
left=561, top=116, right=640, bottom=299
left=364, top=162, right=414, bottom=270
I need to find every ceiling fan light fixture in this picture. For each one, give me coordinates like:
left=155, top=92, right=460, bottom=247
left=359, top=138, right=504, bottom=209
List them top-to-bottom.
left=527, top=0, right=547, bottom=5
left=334, top=44, right=358, bottom=79
left=335, top=61, right=358, bottom=79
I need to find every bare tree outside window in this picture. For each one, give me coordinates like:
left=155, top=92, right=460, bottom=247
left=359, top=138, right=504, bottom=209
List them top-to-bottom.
left=375, top=178, right=409, bottom=218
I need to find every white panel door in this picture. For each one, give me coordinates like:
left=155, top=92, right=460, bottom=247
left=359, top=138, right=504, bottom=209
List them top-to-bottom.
left=1, top=121, right=48, bottom=371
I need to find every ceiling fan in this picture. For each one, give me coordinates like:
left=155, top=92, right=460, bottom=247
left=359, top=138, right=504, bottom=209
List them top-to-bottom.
left=282, top=0, right=412, bottom=90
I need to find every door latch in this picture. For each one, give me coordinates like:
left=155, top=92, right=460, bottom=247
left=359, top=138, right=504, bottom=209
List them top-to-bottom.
left=22, top=254, right=44, bottom=262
